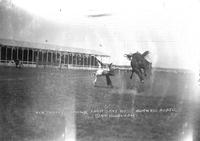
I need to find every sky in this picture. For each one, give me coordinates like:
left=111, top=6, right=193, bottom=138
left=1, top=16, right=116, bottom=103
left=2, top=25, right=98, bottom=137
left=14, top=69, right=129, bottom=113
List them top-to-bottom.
left=0, top=0, right=200, bottom=71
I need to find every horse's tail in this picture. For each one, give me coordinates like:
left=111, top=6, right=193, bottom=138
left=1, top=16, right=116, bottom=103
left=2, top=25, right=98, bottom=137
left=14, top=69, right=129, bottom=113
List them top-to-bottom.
left=142, top=51, right=150, bottom=58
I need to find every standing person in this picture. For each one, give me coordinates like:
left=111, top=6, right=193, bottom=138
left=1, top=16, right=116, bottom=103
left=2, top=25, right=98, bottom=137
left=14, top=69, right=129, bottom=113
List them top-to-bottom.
left=15, top=59, right=19, bottom=68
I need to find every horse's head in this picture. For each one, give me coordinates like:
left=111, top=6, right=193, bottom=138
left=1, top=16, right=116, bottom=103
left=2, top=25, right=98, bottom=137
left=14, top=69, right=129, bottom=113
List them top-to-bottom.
left=124, top=54, right=133, bottom=61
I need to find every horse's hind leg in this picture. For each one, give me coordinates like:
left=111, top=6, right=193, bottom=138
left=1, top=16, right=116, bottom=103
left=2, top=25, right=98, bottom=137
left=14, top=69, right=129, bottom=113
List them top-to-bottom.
left=140, top=67, right=146, bottom=77
left=136, top=69, right=144, bottom=83
left=143, top=69, right=147, bottom=77
left=139, top=73, right=144, bottom=82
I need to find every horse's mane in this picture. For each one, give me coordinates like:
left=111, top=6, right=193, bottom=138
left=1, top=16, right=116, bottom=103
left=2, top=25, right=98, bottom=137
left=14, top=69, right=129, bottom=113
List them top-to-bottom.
left=125, top=51, right=151, bottom=64
left=142, top=51, right=150, bottom=58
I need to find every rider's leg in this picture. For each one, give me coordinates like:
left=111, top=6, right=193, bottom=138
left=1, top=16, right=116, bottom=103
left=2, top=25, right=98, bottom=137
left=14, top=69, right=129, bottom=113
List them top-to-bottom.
left=143, top=69, right=147, bottom=77
left=93, top=75, right=97, bottom=85
left=106, top=75, right=113, bottom=87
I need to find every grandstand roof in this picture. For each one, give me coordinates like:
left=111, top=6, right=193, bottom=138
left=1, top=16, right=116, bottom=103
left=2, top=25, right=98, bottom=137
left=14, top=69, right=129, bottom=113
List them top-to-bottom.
left=0, top=38, right=109, bottom=57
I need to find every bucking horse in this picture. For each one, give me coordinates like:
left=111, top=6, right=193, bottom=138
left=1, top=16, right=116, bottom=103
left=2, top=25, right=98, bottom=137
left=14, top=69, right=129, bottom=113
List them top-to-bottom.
left=124, top=51, right=152, bottom=83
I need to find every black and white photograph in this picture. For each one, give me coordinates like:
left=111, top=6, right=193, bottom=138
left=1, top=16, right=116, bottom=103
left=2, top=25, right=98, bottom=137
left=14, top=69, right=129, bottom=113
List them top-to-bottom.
left=0, top=0, right=200, bottom=141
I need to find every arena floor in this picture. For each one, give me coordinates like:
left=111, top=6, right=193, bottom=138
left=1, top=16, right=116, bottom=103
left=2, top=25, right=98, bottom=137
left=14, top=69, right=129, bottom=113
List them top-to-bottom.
left=0, top=67, right=199, bottom=141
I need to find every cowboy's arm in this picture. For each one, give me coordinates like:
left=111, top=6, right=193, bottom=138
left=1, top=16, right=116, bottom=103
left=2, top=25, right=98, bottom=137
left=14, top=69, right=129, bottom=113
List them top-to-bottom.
left=96, top=59, right=105, bottom=67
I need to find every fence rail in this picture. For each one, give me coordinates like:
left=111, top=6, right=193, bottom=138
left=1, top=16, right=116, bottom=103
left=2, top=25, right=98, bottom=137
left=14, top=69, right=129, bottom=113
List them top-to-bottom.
left=0, top=60, right=101, bottom=70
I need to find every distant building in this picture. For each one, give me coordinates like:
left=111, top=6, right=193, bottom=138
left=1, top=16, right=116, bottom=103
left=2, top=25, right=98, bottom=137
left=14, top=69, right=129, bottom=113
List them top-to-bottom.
left=0, top=38, right=109, bottom=69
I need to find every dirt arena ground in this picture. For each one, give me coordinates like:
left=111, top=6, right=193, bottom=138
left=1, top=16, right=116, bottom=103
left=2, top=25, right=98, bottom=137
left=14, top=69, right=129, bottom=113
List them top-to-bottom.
left=0, top=67, right=199, bottom=141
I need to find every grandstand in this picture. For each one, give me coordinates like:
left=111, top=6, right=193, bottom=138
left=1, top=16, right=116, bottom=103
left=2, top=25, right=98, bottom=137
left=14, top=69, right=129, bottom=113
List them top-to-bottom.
left=0, top=38, right=109, bottom=69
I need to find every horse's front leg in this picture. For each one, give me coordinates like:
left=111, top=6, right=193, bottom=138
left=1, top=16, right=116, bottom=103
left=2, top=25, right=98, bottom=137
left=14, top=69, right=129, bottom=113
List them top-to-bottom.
left=130, top=69, right=134, bottom=79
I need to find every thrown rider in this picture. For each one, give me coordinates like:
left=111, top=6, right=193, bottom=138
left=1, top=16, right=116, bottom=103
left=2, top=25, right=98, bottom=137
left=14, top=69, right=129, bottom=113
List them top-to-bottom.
left=93, top=59, right=114, bottom=87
